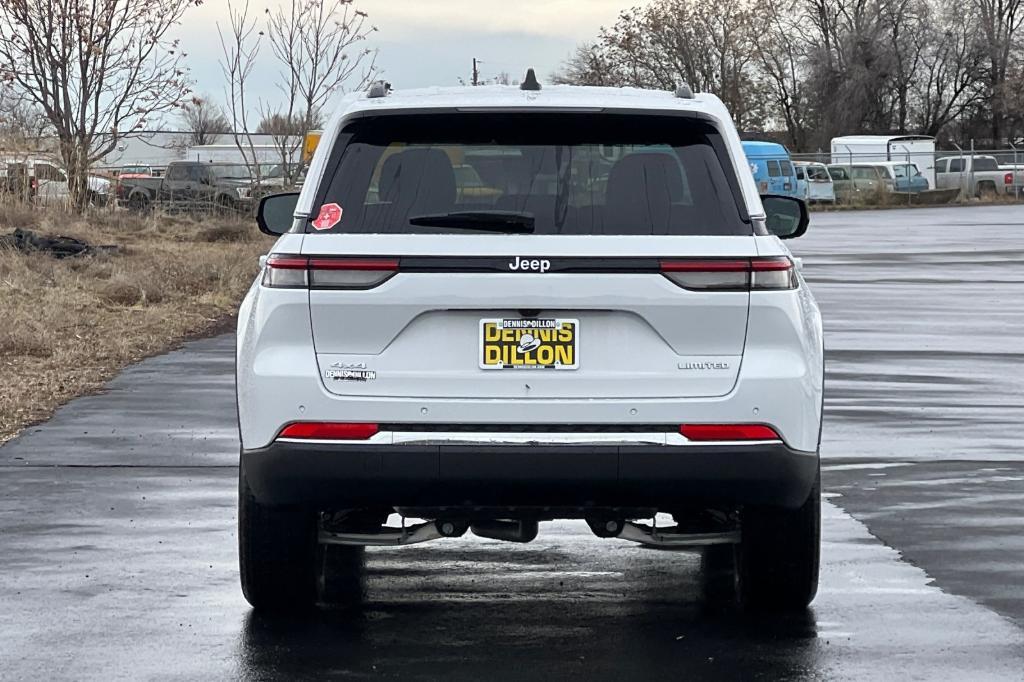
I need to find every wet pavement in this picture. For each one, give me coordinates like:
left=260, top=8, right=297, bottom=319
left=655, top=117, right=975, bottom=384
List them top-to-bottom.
left=3, top=204, right=1024, bottom=679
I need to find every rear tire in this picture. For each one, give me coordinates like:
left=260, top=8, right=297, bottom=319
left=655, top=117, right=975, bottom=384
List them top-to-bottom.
left=128, top=193, right=150, bottom=213
left=216, top=195, right=238, bottom=215
left=238, top=465, right=318, bottom=612
left=736, top=469, right=820, bottom=612
left=319, top=543, right=366, bottom=607
left=700, top=543, right=737, bottom=605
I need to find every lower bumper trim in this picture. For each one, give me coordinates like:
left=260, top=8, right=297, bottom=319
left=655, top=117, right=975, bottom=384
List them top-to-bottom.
left=242, top=440, right=818, bottom=511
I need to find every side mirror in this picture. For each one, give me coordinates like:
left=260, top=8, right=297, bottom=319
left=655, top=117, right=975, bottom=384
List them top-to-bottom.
left=257, top=192, right=300, bottom=235
left=760, top=195, right=809, bottom=239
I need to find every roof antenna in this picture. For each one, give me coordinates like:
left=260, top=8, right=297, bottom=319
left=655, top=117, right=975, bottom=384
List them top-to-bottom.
left=520, top=68, right=542, bottom=91
left=367, top=81, right=392, bottom=98
left=674, top=83, right=694, bottom=99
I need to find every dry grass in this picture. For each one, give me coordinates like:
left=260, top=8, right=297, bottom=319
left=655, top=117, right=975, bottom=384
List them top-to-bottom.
left=0, top=202, right=272, bottom=441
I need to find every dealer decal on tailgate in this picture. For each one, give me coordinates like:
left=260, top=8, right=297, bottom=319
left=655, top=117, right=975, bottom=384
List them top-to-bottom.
left=479, top=318, right=579, bottom=370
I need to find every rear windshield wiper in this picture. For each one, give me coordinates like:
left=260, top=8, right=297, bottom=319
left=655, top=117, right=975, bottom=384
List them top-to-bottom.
left=408, top=211, right=535, bottom=233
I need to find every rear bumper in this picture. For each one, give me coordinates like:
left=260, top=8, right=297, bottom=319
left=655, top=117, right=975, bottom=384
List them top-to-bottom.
left=241, top=441, right=819, bottom=510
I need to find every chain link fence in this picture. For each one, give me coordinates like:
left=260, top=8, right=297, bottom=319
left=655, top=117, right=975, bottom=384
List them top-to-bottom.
left=790, top=148, right=1024, bottom=205
left=6, top=151, right=1024, bottom=216
left=2, top=160, right=300, bottom=216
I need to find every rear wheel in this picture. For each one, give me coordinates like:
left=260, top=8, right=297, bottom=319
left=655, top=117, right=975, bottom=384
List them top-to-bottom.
left=127, top=193, right=150, bottom=213
left=216, top=195, right=238, bottom=215
left=238, top=465, right=318, bottom=612
left=736, top=469, right=820, bottom=611
left=319, top=543, right=366, bottom=606
left=700, top=543, right=737, bottom=604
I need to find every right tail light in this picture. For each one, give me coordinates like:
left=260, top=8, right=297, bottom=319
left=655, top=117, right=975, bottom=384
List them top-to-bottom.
left=660, top=257, right=797, bottom=291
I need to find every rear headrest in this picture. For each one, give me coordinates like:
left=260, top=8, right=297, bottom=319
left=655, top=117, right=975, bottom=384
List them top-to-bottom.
left=377, top=148, right=456, bottom=215
left=605, top=152, right=685, bottom=232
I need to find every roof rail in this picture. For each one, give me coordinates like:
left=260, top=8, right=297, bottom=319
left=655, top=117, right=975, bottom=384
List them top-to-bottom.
left=520, top=69, right=542, bottom=91
left=367, top=81, right=392, bottom=99
left=674, top=83, right=694, bottom=99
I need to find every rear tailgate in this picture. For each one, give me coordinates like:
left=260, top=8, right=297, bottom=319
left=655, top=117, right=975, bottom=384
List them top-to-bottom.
left=305, top=234, right=754, bottom=400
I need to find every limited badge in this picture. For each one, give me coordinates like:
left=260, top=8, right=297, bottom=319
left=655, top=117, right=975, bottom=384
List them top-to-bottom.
left=311, top=203, right=343, bottom=230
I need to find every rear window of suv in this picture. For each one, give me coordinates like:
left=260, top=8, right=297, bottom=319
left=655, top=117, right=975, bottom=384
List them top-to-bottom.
left=309, top=113, right=751, bottom=236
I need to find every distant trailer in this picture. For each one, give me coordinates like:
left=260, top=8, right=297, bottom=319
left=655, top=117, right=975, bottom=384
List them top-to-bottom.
left=830, top=135, right=936, bottom=189
left=184, top=141, right=301, bottom=166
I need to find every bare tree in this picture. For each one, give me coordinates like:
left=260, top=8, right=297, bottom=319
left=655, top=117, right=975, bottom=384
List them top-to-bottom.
left=0, top=0, right=199, bottom=211
left=219, top=0, right=265, bottom=184
left=264, top=0, right=378, bottom=184
left=555, top=0, right=1015, bottom=146
left=753, top=0, right=813, bottom=150
left=880, top=0, right=930, bottom=132
left=914, top=0, right=987, bottom=137
left=974, top=0, right=1024, bottom=142
left=553, top=1, right=766, bottom=129
left=551, top=43, right=623, bottom=86
left=0, top=84, right=50, bottom=151
left=179, top=96, right=231, bottom=147
left=257, top=112, right=311, bottom=137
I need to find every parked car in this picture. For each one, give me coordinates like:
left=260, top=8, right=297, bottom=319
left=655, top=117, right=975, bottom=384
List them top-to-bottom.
left=238, top=78, right=823, bottom=614
left=830, top=134, right=936, bottom=188
left=742, top=141, right=801, bottom=198
left=935, top=155, right=1024, bottom=197
left=1, top=158, right=111, bottom=206
left=118, top=160, right=254, bottom=213
left=875, top=161, right=929, bottom=193
left=794, top=162, right=835, bottom=203
left=827, top=163, right=904, bottom=201
left=825, top=164, right=854, bottom=203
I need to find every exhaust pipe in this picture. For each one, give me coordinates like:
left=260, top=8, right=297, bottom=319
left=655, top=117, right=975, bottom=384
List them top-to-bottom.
left=586, top=517, right=625, bottom=538
left=435, top=519, right=469, bottom=538
left=470, top=519, right=538, bottom=543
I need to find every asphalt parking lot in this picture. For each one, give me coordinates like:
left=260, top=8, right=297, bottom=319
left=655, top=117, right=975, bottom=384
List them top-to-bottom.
left=2, top=204, right=1024, bottom=680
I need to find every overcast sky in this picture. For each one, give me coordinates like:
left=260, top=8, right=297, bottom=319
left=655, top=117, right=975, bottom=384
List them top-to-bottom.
left=177, top=0, right=647, bottom=117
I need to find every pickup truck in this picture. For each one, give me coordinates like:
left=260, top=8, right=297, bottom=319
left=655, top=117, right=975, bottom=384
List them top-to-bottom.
left=935, top=155, right=1024, bottom=197
left=1, top=158, right=112, bottom=206
left=118, top=161, right=253, bottom=213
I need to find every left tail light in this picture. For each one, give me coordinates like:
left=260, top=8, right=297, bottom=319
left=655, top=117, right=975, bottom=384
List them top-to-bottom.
left=1005, top=172, right=1014, bottom=185
left=263, top=254, right=399, bottom=289
left=278, top=422, right=379, bottom=440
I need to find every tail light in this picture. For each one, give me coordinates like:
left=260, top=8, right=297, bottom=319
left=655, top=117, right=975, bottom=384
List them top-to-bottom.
left=1005, top=172, right=1014, bottom=185
left=263, top=254, right=398, bottom=289
left=660, top=257, right=796, bottom=291
left=278, top=422, right=379, bottom=440
left=680, top=424, right=781, bottom=441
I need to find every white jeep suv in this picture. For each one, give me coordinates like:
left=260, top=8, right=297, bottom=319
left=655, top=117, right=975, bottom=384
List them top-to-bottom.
left=237, top=75, right=823, bottom=613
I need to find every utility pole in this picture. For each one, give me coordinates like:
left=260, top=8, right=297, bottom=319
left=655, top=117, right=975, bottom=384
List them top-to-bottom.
left=472, top=58, right=480, bottom=86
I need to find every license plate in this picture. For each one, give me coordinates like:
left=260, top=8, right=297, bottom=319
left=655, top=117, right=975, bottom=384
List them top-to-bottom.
left=479, top=318, right=579, bottom=370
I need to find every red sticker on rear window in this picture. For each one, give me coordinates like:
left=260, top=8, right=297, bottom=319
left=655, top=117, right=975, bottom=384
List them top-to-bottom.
left=311, top=203, right=343, bottom=231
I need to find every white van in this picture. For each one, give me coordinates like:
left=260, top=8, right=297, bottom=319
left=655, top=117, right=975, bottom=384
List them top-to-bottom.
left=794, top=162, right=835, bottom=203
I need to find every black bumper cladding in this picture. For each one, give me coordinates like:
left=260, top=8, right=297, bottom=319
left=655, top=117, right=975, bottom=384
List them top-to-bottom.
left=241, top=442, right=819, bottom=510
